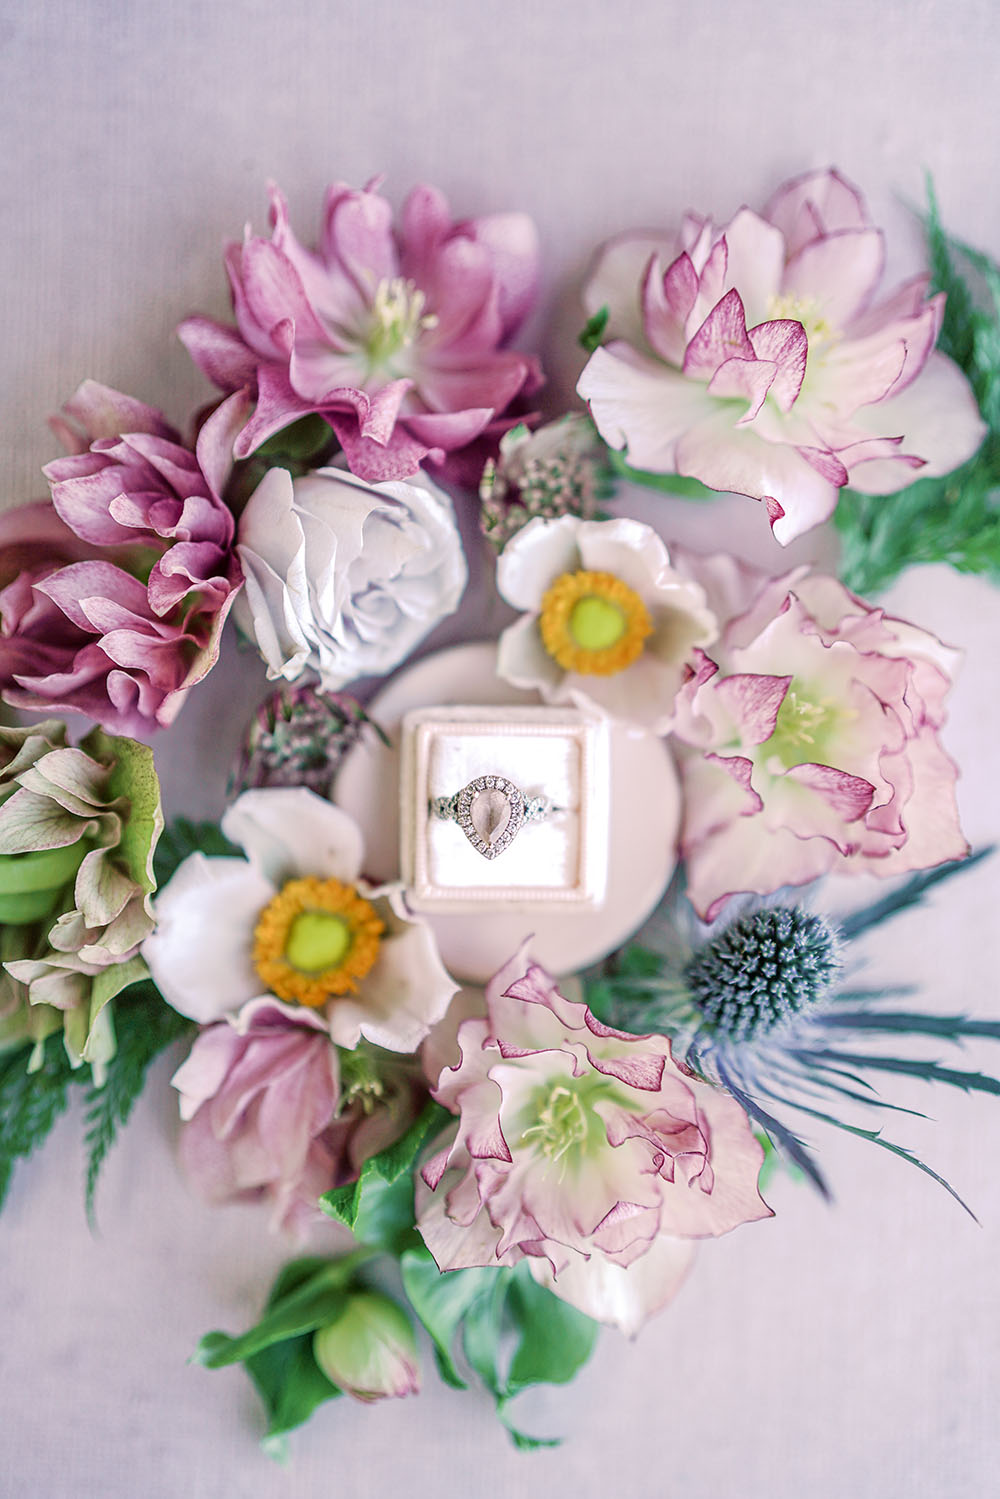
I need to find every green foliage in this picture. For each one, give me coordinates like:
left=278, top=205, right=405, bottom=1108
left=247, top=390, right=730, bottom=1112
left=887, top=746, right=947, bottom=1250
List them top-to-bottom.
left=835, top=183, right=1000, bottom=594
left=578, top=304, right=609, bottom=353
left=153, top=818, right=240, bottom=889
left=584, top=943, right=696, bottom=1038
left=83, top=980, right=195, bottom=1223
left=0, top=1032, right=81, bottom=1210
left=318, top=1099, right=448, bottom=1249
left=399, top=1248, right=599, bottom=1449
left=193, top=1252, right=369, bottom=1370
left=195, top=1255, right=363, bottom=1459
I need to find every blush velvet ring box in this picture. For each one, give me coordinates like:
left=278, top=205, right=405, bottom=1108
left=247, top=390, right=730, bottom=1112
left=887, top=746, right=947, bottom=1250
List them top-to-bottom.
left=401, top=705, right=609, bottom=909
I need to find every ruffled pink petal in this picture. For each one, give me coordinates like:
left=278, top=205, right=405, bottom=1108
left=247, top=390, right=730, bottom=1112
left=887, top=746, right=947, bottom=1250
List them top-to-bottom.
left=764, top=167, right=870, bottom=251
left=782, top=228, right=885, bottom=325
left=177, top=316, right=260, bottom=392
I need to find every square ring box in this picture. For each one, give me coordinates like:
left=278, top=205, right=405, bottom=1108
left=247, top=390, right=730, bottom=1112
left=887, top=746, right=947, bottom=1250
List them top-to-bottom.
left=400, top=706, right=610, bottom=912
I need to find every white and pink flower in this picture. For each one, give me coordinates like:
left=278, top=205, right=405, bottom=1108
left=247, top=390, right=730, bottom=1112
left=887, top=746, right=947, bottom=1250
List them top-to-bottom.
left=578, top=169, right=985, bottom=542
left=180, top=179, right=541, bottom=484
left=671, top=552, right=968, bottom=919
left=143, top=787, right=458, bottom=1052
left=416, top=946, right=770, bottom=1335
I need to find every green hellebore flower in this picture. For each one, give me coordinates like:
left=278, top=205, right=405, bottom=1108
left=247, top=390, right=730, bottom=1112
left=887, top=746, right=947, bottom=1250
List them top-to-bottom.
left=312, top=1292, right=419, bottom=1404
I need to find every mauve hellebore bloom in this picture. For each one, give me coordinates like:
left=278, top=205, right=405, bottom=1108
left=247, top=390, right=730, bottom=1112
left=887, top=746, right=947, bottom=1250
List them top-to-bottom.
left=578, top=169, right=986, bottom=542
left=179, top=179, right=542, bottom=483
left=0, top=382, right=246, bottom=736
left=417, top=946, right=770, bottom=1335
left=171, top=997, right=426, bottom=1236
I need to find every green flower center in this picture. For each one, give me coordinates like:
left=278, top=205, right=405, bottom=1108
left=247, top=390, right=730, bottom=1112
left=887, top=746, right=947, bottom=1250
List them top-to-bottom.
left=365, top=276, right=438, bottom=374
left=569, top=595, right=627, bottom=650
left=768, top=685, right=840, bottom=768
left=284, top=910, right=353, bottom=973
left=520, top=1079, right=601, bottom=1164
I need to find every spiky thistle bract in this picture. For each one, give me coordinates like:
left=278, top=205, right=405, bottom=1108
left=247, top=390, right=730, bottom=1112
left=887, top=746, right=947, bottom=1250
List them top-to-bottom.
left=585, top=851, right=998, bottom=1212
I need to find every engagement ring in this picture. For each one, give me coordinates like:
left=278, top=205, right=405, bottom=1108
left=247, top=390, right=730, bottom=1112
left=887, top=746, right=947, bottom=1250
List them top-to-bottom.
left=430, top=775, right=557, bottom=860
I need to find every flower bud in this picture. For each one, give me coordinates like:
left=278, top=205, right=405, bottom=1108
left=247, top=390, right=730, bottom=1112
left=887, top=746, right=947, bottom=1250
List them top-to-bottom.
left=312, top=1292, right=419, bottom=1404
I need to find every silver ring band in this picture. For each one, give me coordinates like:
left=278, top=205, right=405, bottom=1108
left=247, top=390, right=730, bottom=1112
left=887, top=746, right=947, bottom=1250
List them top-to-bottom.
left=430, top=774, right=558, bottom=860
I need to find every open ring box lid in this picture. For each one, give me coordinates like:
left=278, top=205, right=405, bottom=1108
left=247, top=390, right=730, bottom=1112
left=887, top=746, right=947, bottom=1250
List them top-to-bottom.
left=400, top=705, right=610, bottom=912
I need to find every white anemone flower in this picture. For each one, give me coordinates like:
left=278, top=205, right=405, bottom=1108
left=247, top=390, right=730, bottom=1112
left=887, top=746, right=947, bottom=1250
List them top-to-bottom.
left=496, top=514, right=717, bottom=734
left=142, top=787, right=458, bottom=1052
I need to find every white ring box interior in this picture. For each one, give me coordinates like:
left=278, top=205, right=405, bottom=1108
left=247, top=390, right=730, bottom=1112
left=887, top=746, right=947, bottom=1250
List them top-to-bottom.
left=400, top=706, right=609, bottom=911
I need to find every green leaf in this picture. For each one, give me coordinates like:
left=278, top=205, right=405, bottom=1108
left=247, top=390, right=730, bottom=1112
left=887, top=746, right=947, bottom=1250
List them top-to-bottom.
left=834, top=183, right=1000, bottom=595
left=579, top=304, right=610, bottom=354
left=255, top=414, right=335, bottom=463
left=153, top=817, right=241, bottom=888
left=83, top=980, right=195, bottom=1222
left=0, top=1032, right=82, bottom=1210
left=318, top=1099, right=448, bottom=1245
left=399, top=1247, right=501, bottom=1389
left=192, top=1255, right=368, bottom=1369
left=505, top=1264, right=599, bottom=1399
left=461, top=1268, right=509, bottom=1399
left=246, top=1335, right=340, bottom=1457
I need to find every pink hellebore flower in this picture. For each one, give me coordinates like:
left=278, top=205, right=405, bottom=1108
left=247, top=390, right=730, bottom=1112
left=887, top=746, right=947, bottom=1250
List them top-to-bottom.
left=578, top=169, right=986, bottom=542
left=179, top=179, right=542, bottom=483
left=0, top=382, right=247, bottom=735
left=671, top=551, right=968, bottom=920
left=417, top=947, right=770, bottom=1336
left=172, top=997, right=423, bottom=1235
left=173, top=997, right=341, bottom=1234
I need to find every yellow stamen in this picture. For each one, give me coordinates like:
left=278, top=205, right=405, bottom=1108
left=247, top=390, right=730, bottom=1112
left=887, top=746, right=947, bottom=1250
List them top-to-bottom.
left=538, top=570, right=652, bottom=676
left=252, top=877, right=384, bottom=1007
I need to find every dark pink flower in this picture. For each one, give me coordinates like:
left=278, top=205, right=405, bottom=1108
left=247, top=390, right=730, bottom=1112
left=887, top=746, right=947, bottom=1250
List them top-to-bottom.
left=179, top=179, right=542, bottom=483
left=0, top=382, right=246, bottom=735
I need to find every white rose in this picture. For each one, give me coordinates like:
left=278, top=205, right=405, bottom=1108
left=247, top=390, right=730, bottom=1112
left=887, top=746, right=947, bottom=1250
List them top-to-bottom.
left=235, top=466, right=468, bottom=687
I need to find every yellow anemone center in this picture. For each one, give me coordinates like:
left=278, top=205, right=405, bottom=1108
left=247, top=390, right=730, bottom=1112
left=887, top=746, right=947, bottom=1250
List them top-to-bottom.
left=538, top=570, right=652, bottom=676
left=252, top=877, right=384, bottom=1007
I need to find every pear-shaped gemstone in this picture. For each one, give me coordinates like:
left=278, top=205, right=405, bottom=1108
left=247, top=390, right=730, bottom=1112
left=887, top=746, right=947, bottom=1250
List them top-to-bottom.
left=470, top=788, right=512, bottom=845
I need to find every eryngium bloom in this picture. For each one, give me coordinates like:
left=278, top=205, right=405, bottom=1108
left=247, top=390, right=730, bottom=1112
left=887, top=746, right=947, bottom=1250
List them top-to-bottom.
left=578, top=169, right=985, bottom=542
left=179, top=179, right=542, bottom=483
left=0, top=382, right=246, bottom=735
left=417, top=946, right=770, bottom=1335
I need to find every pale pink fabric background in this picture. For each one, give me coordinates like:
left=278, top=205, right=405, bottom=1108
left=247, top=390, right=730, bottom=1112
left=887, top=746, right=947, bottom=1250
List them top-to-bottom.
left=1, top=3, right=999, bottom=1495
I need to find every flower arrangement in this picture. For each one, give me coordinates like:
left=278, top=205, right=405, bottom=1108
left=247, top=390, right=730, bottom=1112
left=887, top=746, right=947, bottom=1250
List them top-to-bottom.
left=2, top=166, right=999, bottom=1456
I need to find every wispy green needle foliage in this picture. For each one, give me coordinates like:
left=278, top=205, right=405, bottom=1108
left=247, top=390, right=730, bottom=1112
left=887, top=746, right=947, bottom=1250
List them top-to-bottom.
left=835, top=180, right=1000, bottom=594
left=83, top=981, right=195, bottom=1223
left=0, top=1033, right=80, bottom=1210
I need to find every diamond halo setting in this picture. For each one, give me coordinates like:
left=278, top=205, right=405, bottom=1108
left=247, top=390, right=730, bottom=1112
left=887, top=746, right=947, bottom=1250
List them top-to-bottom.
left=430, top=775, right=553, bottom=859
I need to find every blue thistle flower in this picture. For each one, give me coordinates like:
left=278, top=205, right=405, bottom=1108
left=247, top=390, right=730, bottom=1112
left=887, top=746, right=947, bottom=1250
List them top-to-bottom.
left=585, top=852, right=999, bottom=1212
left=684, top=907, right=842, bottom=1041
